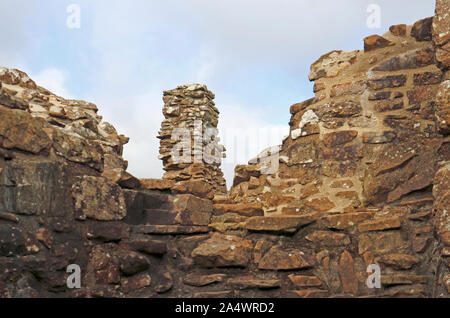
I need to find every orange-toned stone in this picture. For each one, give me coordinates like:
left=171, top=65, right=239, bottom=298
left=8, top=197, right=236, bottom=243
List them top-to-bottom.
left=389, top=24, right=407, bottom=37
left=364, top=35, right=395, bottom=52
left=140, top=178, right=175, bottom=190
left=304, top=197, right=335, bottom=212
left=213, top=202, right=264, bottom=217
left=323, top=212, right=375, bottom=230
left=358, top=216, right=401, bottom=232
left=338, top=250, right=358, bottom=295
left=288, top=275, right=323, bottom=288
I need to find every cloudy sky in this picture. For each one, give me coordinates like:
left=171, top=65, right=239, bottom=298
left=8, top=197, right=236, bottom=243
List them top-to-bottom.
left=0, top=0, right=435, bottom=187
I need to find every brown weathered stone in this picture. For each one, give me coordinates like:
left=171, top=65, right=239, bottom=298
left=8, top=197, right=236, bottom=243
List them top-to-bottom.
left=433, top=0, right=450, bottom=70
left=411, top=17, right=433, bottom=42
left=390, top=24, right=407, bottom=37
left=364, top=35, right=395, bottom=52
left=373, top=48, right=434, bottom=71
left=416, top=48, right=436, bottom=66
left=309, top=50, right=358, bottom=81
left=0, top=67, right=37, bottom=89
left=413, top=71, right=443, bottom=86
left=368, top=75, right=407, bottom=90
left=435, top=80, right=450, bottom=134
left=330, top=81, right=366, bottom=97
left=313, top=82, right=326, bottom=93
left=407, top=86, right=435, bottom=105
left=369, top=91, right=392, bottom=100
left=290, top=97, right=319, bottom=115
left=374, top=99, right=404, bottom=112
left=318, top=100, right=362, bottom=118
left=0, top=106, right=51, bottom=154
left=50, top=127, right=104, bottom=171
left=322, top=130, right=358, bottom=148
left=362, top=131, right=396, bottom=144
left=364, top=138, right=440, bottom=205
left=323, top=144, right=363, bottom=161
left=0, top=162, right=74, bottom=217
left=433, top=163, right=450, bottom=244
left=72, top=176, right=127, bottom=221
left=140, top=178, right=175, bottom=190
left=172, top=180, right=215, bottom=200
left=330, top=180, right=354, bottom=189
left=172, top=194, right=213, bottom=226
left=304, top=197, right=335, bottom=212
left=214, top=202, right=264, bottom=217
left=0, top=212, right=19, bottom=223
left=322, top=212, right=375, bottom=230
left=209, top=213, right=247, bottom=233
left=245, top=214, right=319, bottom=234
left=358, top=216, right=401, bottom=232
left=86, top=222, right=130, bottom=242
left=132, top=225, right=210, bottom=235
left=305, top=230, right=351, bottom=246
left=358, top=232, right=409, bottom=255
left=191, top=233, right=253, bottom=268
left=121, top=238, right=167, bottom=255
left=90, top=244, right=121, bottom=284
left=258, top=246, right=315, bottom=270
left=338, top=250, right=358, bottom=295
left=118, top=251, right=149, bottom=276
left=378, top=254, right=420, bottom=270
left=121, top=273, right=151, bottom=293
left=183, top=273, right=226, bottom=287
left=381, top=274, right=427, bottom=286
left=288, top=275, right=323, bottom=288
left=227, top=277, right=281, bottom=289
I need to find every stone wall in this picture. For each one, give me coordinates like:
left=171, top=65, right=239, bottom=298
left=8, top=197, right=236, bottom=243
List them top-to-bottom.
left=0, top=0, right=449, bottom=298
left=229, top=13, right=449, bottom=217
left=157, top=84, right=227, bottom=199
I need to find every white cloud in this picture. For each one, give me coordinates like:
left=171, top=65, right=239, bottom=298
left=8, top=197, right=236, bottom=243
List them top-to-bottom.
left=217, top=99, right=289, bottom=187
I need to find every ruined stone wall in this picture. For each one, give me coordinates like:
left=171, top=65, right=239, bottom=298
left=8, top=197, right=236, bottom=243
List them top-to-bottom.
left=229, top=12, right=449, bottom=217
left=157, top=84, right=227, bottom=199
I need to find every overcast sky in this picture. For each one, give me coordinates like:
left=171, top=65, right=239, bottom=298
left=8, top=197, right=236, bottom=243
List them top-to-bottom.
left=0, top=0, right=435, bottom=187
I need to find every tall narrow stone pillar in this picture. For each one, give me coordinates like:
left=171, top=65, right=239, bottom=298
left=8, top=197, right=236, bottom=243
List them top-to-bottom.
left=157, top=84, right=227, bottom=199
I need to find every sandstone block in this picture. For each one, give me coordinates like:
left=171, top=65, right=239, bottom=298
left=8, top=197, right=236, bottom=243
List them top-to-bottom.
left=411, top=17, right=433, bottom=41
left=389, top=24, right=407, bottom=37
left=364, top=35, right=395, bottom=52
left=309, top=50, right=358, bottom=81
left=368, top=75, right=407, bottom=90
left=0, top=106, right=51, bottom=154
left=322, top=130, right=358, bottom=148
left=72, top=176, right=127, bottom=221
left=214, top=202, right=264, bottom=217
left=245, top=213, right=319, bottom=234
left=358, top=216, right=401, bottom=232
left=305, top=230, right=351, bottom=246
left=191, top=233, right=253, bottom=268
left=258, top=246, right=315, bottom=270
left=378, top=253, right=420, bottom=270
left=288, top=275, right=323, bottom=288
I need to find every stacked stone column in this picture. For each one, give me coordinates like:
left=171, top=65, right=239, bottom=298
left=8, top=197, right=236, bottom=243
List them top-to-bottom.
left=157, top=84, right=227, bottom=198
